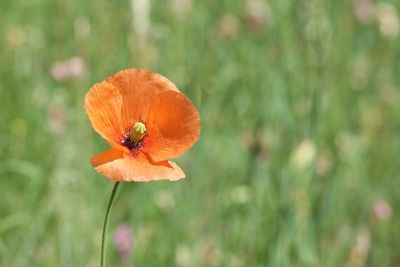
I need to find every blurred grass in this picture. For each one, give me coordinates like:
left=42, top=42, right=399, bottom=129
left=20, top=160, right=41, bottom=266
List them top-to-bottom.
left=1, top=0, right=400, bottom=266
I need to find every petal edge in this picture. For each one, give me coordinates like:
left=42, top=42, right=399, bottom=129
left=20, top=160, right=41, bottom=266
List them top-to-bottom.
left=85, top=81, right=124, bottom=144
left=93, top=151, right=185, bottom=182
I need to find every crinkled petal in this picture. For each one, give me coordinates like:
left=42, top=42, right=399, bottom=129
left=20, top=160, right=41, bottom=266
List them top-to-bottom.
left=106, top=69, right=179, bottom=130
left=84, top=81, right=124, bottom=144
left=142, top=90, right=200, bottom=162
left=91, top=150, right=185, bottom=182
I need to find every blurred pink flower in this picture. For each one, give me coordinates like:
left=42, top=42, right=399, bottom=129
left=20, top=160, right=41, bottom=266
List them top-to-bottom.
left=245, top=0, right=271, bottom=32
left=353, top=0, right=376, bottom=24
left=50, top=56, right=87, bottom=81
left=372, top=198, right=392, bottom=221
left=112, top=224, right=134, bottom=265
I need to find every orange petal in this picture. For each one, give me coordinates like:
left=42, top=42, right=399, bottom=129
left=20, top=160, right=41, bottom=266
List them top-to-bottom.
left=106, top=69, right=179, bottom=130
left=84, top=81, right=124, bottom=144
left=143, top=89, right=200, bottom=162
left=90, top=149, right=124, bottom=167
left=91, top=150, right=185, bottom=182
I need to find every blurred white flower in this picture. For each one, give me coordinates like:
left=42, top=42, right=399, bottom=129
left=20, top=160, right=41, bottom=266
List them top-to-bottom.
left=131, top=0, right=150, bottom=43
left=170, top=0, right=192, bottom=18
left=377, top=3, right=399, bottom=39
left=218, top=13, right=240, bottom=39
left=5, top=26, right=26, bottom=49
left=50, top=56, right=87, bottom=81
left=290, top=139, right=316, bottom=170
left=230, top=185, right=250, bottom=204
left=154, top=190, right=175, bottom=211
left=112, top=224, right=134, bottom=266
left=347, top=229, right=371, bottom=267
left=355, top=229, right=371, bottom=257
left=175, top=244, right=192, bottom=267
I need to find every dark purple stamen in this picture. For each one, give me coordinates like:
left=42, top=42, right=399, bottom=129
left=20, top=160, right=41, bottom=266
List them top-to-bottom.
left=120, top=130, right=143, bottom=154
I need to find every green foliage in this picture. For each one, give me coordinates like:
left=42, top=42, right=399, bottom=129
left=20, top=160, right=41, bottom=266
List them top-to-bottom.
left=1, top=0, right=400, bottom=266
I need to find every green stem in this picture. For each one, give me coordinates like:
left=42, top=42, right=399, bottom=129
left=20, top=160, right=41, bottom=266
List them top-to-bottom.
left=101, top=182, right=121, bottom=267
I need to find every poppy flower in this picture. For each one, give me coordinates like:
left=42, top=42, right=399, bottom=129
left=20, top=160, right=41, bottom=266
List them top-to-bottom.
left=85, top=68, right=200, bottom=182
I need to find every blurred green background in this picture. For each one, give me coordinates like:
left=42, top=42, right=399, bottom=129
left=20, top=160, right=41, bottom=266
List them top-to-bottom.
left=1, top=0, right=400, bottom=266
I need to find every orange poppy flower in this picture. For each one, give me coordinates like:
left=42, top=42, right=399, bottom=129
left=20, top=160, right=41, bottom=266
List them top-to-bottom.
left=85, top=69, right=200, bottom=182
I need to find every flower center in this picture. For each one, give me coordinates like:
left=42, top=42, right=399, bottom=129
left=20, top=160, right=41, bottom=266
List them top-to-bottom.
left=120, top=122, right=147, bottom=153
